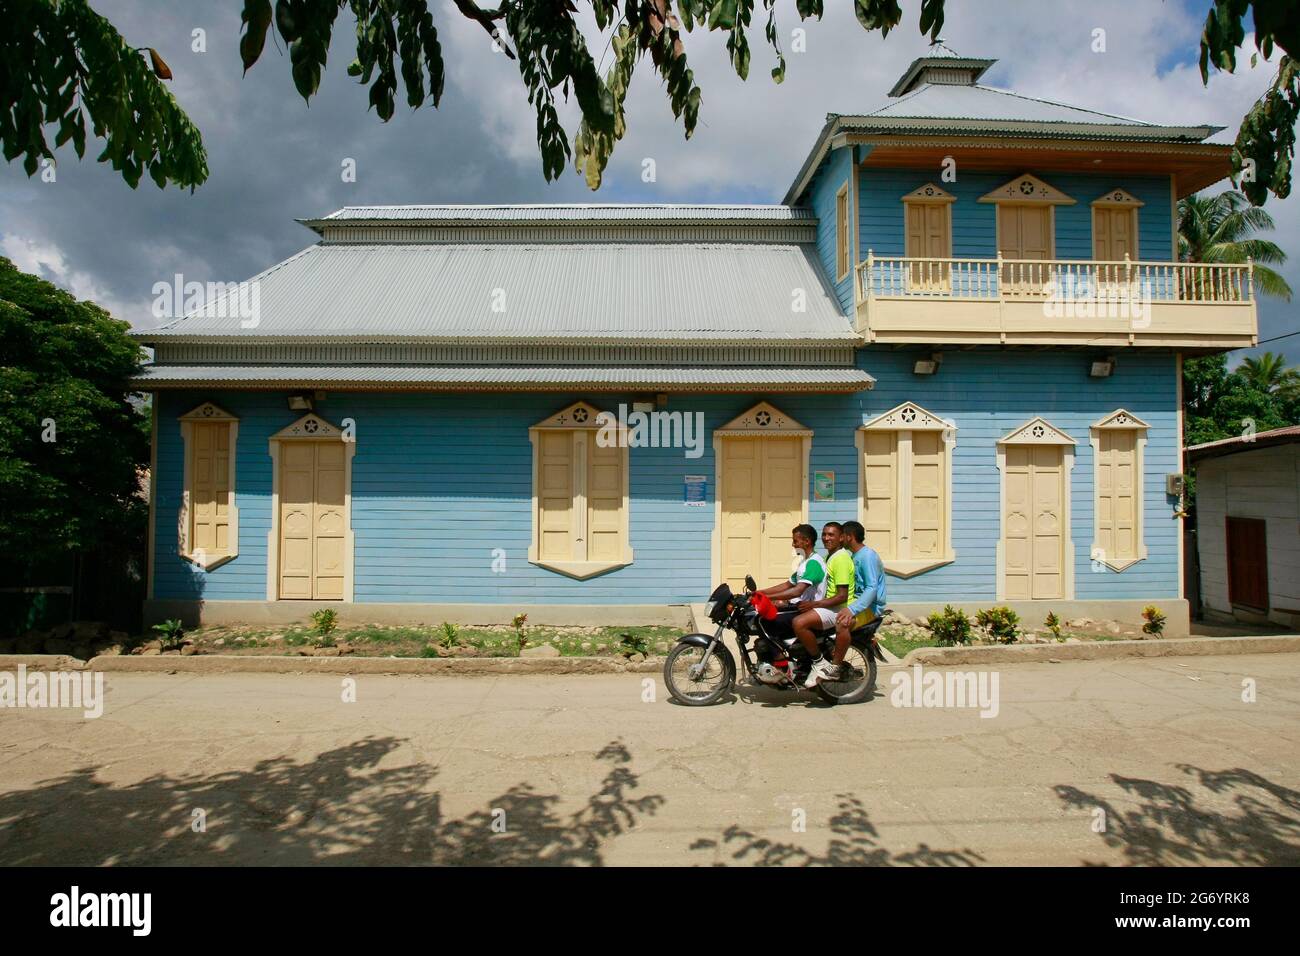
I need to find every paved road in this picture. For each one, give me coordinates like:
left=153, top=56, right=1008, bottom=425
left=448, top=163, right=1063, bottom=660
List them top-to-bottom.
left=1, top=653, right=1298, bottom=865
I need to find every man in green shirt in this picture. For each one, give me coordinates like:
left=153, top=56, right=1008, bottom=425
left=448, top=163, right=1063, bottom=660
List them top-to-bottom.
left=786, top=522, right=854, bottom=660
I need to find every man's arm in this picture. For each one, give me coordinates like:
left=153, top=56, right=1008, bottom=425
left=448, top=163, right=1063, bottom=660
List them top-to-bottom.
left=846, top=558, right=883, bottom=617
left=760, top=580, right=803, bottom=600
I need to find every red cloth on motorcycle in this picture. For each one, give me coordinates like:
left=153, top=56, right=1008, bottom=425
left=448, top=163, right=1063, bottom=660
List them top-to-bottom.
left=749, top=591, right=779, bottom=621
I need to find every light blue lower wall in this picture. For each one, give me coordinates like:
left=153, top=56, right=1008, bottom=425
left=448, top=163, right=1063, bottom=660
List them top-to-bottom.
left=152, top=350, right=1180, bottom=606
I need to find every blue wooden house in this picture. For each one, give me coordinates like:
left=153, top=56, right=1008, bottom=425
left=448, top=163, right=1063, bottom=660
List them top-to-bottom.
left=135, top=48, right=1256, bottom=634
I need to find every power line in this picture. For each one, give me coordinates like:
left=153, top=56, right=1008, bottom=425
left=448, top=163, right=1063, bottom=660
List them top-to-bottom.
left=1256, top=329, right=1300, bottom=345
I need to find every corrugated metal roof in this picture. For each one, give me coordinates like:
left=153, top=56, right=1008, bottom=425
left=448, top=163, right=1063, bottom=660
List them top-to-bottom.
left=864, top=84, right=1159, bottom=126
left=307, top=204, right=813, bottom=227
left=135, top=242, right=855, bottom=342
left=132, top=364, right=874, bottom=392
left=1186, top=425, right=1300, bottom=461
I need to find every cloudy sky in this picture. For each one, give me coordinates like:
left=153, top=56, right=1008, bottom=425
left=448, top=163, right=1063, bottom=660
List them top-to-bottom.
left=1, top=0, right=1295, bottom=361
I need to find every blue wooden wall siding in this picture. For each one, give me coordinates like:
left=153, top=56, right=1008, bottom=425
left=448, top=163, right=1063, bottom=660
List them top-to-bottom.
left=807, top=146, right=856, bottom=314
left=800, top=149, right=1176, bottom=314
left=857, top=164, right=1175, bottom=262
left=153, top=350, right=1179, bottom=606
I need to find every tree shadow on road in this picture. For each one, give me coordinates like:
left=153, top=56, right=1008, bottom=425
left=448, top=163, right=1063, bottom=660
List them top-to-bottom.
left=0, top=737, right=662, bottom=865
left=1055, top=765, right=1300, bottom=865
left=690, top=793, right=985, bottom=866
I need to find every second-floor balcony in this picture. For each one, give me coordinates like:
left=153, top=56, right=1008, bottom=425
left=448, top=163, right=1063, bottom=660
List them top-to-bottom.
left=855, top=254, right=1258, bottom=349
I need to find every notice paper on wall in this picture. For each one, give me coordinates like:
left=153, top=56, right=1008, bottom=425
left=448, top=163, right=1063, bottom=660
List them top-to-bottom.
left=684, top=475, right=707, bottom=506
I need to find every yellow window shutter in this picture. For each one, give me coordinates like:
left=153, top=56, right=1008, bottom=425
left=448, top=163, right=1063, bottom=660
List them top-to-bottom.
left=861, top=429, right=898, bottom=560
left=909, top=429, right=945, bottom=559
left=1098, top=429, right=1138, bottom=561
left=537, top=430, right=575, bottom=561
left=586, top=434, right=623, bottom=564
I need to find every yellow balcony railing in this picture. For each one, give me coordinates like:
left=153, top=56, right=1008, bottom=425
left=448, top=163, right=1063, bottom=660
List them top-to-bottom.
left=854, top=253, right=1258, bottom=348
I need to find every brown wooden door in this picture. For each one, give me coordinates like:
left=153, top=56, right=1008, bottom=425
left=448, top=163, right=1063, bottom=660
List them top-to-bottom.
left=1225, top=516, right=1268, bottom=611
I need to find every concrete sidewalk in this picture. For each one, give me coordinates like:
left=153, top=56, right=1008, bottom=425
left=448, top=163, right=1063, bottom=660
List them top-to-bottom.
left=1, top=652, right=1297, bottom=865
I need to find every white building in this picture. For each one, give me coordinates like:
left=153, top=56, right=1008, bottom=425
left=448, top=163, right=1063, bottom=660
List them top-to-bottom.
left=1188, top=426, right=1300, bottom=628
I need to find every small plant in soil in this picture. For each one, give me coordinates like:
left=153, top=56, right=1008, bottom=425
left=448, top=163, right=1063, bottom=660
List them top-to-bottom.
left=926, top=605, right=971, bottom=645
left=1141, top=605, right=1166, bottom=636
left=976, top=606, right=1021, bottom=645
left=309, top=609, right=338, bottom=647
left=1044, top=611, right=1062, bottom=640
left=512, top=613, right=529, bottom=652
left=152, top=618, right=185, bottom=651
left=439, top=621, right=459, bottom=650
left=619, top=632, right=649, bottom=657
left=420, top=644, right=440, bottom=659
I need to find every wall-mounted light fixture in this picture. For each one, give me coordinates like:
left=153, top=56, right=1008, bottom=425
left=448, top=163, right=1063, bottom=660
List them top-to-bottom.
left=913, top=352, right=943, bottom=376
left=1089, top=356, right=1116, bottom=378
left=287, top=394, right=314, bottom=411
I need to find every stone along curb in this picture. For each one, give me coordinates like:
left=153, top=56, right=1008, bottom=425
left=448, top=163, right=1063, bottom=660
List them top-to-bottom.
left=899, top=634, right=1300, bottom=666
left=82, top=654, right=665, bottom=676
left=0, top=655, right=88, bottom=672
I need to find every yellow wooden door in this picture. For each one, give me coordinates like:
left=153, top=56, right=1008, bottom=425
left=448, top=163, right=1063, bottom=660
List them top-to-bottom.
left=905, top=202, right=951, bottom=291
left=999, top=204, right=1052, bottom=295
left=1093, top=207, right=1135, bottom=286
left=1093, top=207, right=1135, bottom=262
left=190, top=421, right=231, bottom=557
left=1096, top=430, right=1137, bottom=563
left=720, top=436, right=805, bottom=590
left=720, top=437, right=762, bottom=591
left=760, top=437, right=802, bottom=586
left=279, top=441, right=347, bottom=600
left=313, top=442, right=347, bottom=600
left=279, top=443, right=316, bottom=599
left=1003, top=445, right=1065, bottom=600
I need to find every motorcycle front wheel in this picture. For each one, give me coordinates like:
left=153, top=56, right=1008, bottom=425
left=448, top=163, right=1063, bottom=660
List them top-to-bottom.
left=814, top=638, right=878, bottom=706
left=663, top=639, right=735, bottom=706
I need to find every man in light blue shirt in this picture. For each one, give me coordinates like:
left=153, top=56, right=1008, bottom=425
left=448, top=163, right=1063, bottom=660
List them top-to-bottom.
left=807, top=518, right=886, bottom=686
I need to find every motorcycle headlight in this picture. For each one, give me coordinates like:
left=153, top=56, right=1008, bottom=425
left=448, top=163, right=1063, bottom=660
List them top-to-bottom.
left=704, top=601, right=716, bottom=617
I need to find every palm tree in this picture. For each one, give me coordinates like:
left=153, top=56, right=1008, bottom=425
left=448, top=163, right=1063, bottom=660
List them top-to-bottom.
left=1178, top=189, right=1292, bottom=300
left=1240, top=351, right=1300, bottom=401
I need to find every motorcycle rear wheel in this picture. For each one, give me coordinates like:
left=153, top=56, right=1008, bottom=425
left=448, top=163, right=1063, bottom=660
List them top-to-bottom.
left=813, top=639, right=878, bottom=705
left=663, top=640, right=735, bottom=706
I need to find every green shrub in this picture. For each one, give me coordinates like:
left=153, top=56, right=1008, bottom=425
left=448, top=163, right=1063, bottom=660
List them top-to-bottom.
left=926, top=605, right=971, bottom=645
left=1142, top=605, right=1166, bottom=636
left=976, top=606, right=1021, bottom=644
left=309, top=609, right=338, bottom=647
left=1044, top=611, right=1062, bottom=640
left=512, top=613, right=529, bottom=651
left=152, top=618, right=185, bottom=651
left=439, top=621, right=459, bottom=649
left=620, top=632, right=649, bottom=657
left=420, top=644, right=440, bottom=659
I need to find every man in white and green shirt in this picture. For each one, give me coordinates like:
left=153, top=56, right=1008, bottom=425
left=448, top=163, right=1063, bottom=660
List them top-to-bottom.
left=759, top=524, right=827, bottom=607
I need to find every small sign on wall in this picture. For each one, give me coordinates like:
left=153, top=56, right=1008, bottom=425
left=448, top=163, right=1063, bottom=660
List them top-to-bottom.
left=814, top=470, right=835, bottom=501
left=684, top=475, right=707, bottom=506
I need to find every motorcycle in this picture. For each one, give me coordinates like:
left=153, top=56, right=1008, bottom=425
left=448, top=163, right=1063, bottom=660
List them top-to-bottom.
left=663, top=575, right=886, bottom=706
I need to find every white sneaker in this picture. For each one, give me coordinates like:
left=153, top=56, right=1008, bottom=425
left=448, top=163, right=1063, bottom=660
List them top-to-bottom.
left=803, top=658, right=837, bottom=688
